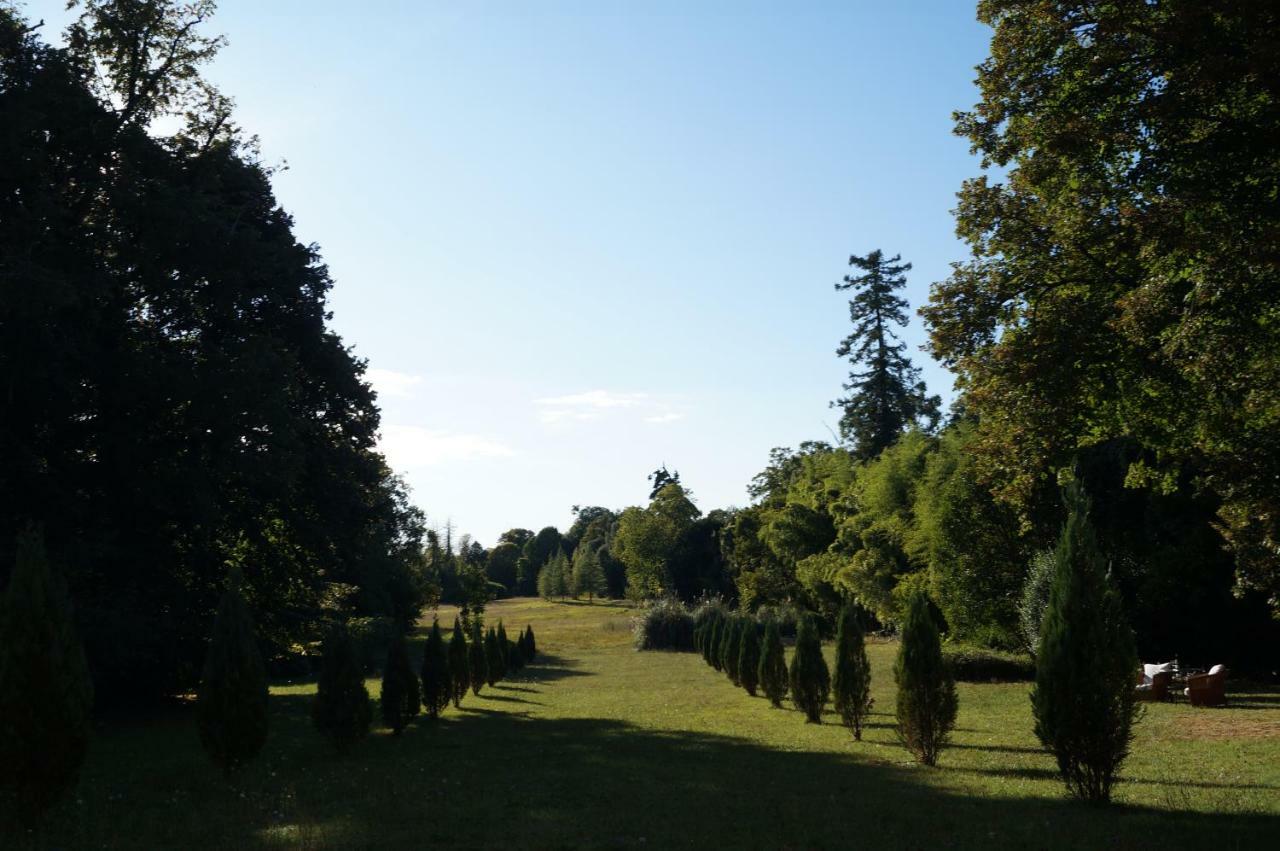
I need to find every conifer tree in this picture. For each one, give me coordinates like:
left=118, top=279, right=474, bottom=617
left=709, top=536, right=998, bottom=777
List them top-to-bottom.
left=1033, top=483, right=1140, bottom=804
left=0, top=527, right=93, bottom=820
left=571, top=543, right=608, bottom=602
left=197, top=567, right=269, bottom=775
left=894, top=592, right=957, bottom=766
left=832, top=604, right=874, bottom=740
left=789, top=614, right=830, bottom=723
left=448, top=617, right=469, bottom=708
left=706, top=617, right=724, bottom=670
left=719, top=617, right=740, bottom=681
left=420, top=619, right=451, bottom=719
left=468, top=619, right=488, bottom=695
left=759, top=619, right=789, bottom=708
left=738, top=620, right=762, bottom=696
left=497, top=622, right=511, bottom=672
left=312, top=623, right=372, bottom=752
left=525, top=625, right=537, bottom=660
left=484, top=626, right=504, bottom=686
left=380, top=634, right=419, bottom=735
left=508, top=638, right=524, bottom=673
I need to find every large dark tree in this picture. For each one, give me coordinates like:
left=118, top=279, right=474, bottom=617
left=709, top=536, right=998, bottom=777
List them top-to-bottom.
left=0, top=2, right=429, bottom=701
left=832, top=250, right=940, bottom=459
left=197, top=567, right=269, bottom=775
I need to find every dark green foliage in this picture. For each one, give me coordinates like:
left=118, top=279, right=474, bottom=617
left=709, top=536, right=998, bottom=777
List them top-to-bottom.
left=1032, top=484, right=1140, bottom=804
left=0, top=528, right=93, bottom=820
left=197, top=567, right=268, bottom=774
left=894, top=593, right=957, bottom=766
left=634, top=597, right=695, bottom=650
left=832, top=605, right=873, bottom=740
left=789, top=615, right=830, bottom=723
left=718, top=616, right=738, bottom=677
left=723, top=617, right=744, bottom=685
left=447, top=618, right=469, bottom=708
left=706, top=618, right=725, bottom=670
left=758, top=619, right=788, bottom=708
left=420, top=620, right=451, bottom=719
left=468, top=620, right=488, bottom=695
left=737, top=620, right=761, bottom=696
left=497, top=622, right=511, bottom=672
left=312, top=624, right=372, bottom=751
left=525, top=625, right=537, bottom=660
left=484, top=626, right=504, bottom=686
left=380, top=635, right=419, bottom=735
left=507, top=640, right=524, bottom=673
left=943, top=645, right=1034, bottom=682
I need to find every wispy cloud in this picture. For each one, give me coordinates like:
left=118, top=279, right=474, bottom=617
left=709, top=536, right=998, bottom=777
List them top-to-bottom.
left=366, top=368, right=423, bottom=399
left=535, top=389, right=685, bottom=426
left=535, top=390, right=649, bottom=409
left=644, top=412, right=685, bottom=424
left=378, top=424, right=515, bottom=468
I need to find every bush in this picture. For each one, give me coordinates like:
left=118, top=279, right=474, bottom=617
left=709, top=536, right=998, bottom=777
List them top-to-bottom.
left=1032, top=483, right=1140, bottom=804
left=0, top=527, right=93, bottom=821
left=1020, top=549, right=1055, bottom=656
left=198, top=567, right=269, bottom=774
left=894, top=592, right=957, bottom=766
left=693, top=596, right=731, bottom=636
left=633, top=597, right=695, bottom=651
left=755, top=602, right=801, bottom=638
left=832, top=604, right=873, bottom=740
left=789, top=615, right=830, bottom=723
left=705, top=616, right=726, bottom=670
left=447, top=617, right=469, bottom=708
left=723, top=617, right=744, bottom=685
left=420, top=619, right=451, bottom=719
left=758, top=619, right=788, bottom=707
left=468, top=620, right=488, bottom=695
left=738, top=620, right=761, bottom=696
left=497, top=621, right=511, bottom=672
left=312, top=623, right=372, bottom=751
left=524, top=625, right=537, bottom=660
left=484, top=626, right=504, bottom=686
left=380, top=634, right=420, bottom=734
left=942, top=645, right=1035, bottom=682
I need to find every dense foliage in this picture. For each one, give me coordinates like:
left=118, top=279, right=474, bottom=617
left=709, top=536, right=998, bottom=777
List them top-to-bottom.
left=197, top=568, right=269, bottom=774
left=894, top=593, right=957, bottom=766
left=633, top=597, right=696, bottom=651
left=831, top=605, right=873, bottom=739
left=789, top=615, right=830, bottom=723
left=448, top=617, right=469, bottom=708
left=758, top=619, right=788, bottom=708
left=420, top=620, right=451, bottom=719
left=737, top=620, right=761, bottom=697
left=312, top=624, right=372, bottom=752
left=380, top=635, right=420, bottom=735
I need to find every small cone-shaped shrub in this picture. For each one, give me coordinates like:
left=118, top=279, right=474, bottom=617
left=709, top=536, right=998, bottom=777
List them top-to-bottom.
left=1032, top=483, right=1140, bottom=804
left=0, top=527, right=93, bottom=821
left=198, top=567, right=269, bottom=774
left=894, top=592, right=957, bottom=766
left=832, top=604, right=873, bottom=740
left=789, top=614, right=830, bottom=723
left=448, top=617, right=469, bottom=708
left=719, top=617, right=740, bottom=681
left=707, top=618, right=724, bottom=670
left=420, top=619, right=451, bottom=719
left=758, top=619, right=788, bottom=708
left=468, top=620, right=488, bottom=695
left=738, top=620, right=761, bottom=696
left=497, top=622, right=511, bottom=672
left=312, top=623, right=372, bottom=751
left=525, top=625, right=537, bottom=659
left=484, top=626, right=504, bottom=687
left=380, top=634, right=419, bottom=734
left=508, top=639, right=524, bottom=673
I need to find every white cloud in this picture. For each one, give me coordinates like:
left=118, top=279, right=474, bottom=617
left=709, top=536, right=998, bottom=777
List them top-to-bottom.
left=366, top=368, right=423, bottom=399
left=534, top=389, right=687, bottom=427
left=534, top=390, right=649, bottom=409
left=644, top=412, right=685, bottom=424
left=378, top=424, right=514, bottom=468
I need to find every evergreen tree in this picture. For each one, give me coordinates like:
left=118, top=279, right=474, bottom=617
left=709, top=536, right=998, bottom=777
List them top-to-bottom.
left=832, top=249, right=940, bottom=459
left=1033, top=483, right=1140, bottom=804
left=0, top=527, right=93, bottom=820
left=571, top=543, right=608, bottom=602
left=197, top=567, right=269, bottom=775
left=894, top=592, right=957, bottom=766
left=832, top=604, right=874, bottom=740
left=789, top=615, right=830, bottom=723
left=448, top=617, right=469, bottom=708
left=706, top=617, right=724, bottom=670
left=720, top=617, right=741, bottom=682
left=420, top=619, right=451, bottom=719
left=468, top=619, right=488, bottom=695
left=759, top=619, right=789, bottom=708
left=738, top=620, right=762, bottom=696
left=497, top=621, right=511, bottom=672
left=312, top=623, right=372, bottom=752
left=525, top=625, right=537, bottom=660
left=484, top=626, right=504, bottom=686
left=380, top=634, right=420, bottom=735
left=508, top=638, right=524, bottom=673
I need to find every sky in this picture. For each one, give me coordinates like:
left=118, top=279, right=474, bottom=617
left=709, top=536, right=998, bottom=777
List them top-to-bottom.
left=27, top=1, right=994, bottom=546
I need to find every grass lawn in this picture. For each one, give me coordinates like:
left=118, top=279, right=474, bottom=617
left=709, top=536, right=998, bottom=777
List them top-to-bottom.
left=8, top=598, right=1279, bottom=848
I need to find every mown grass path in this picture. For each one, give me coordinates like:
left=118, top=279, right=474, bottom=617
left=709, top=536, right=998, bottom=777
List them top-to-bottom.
left=11, top=598, right=1280, bottom=848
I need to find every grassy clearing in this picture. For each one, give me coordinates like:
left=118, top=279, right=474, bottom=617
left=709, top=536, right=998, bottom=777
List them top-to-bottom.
left=8, top=598, right=1279, bottom=848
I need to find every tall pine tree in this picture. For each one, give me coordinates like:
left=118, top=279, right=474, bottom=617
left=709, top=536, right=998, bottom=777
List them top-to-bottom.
left=832, top=250, right=940, bottom=459
left=197, top=567, right=269, bottom=774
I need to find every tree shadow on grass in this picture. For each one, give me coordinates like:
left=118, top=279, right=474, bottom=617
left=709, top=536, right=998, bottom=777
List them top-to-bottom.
left=951, top=764, right=1280, bottom=792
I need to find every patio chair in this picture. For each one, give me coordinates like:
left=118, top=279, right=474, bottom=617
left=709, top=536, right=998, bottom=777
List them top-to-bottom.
left=1185, top=665, right=1227, bottom=707
left=1136, top=670, right=1171, bottom=701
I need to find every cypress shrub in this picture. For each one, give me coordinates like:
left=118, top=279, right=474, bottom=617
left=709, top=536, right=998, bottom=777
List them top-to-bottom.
left=1032, top=483, right=1140, bottom=804
left=0, top=527, right=93, bottom=821
left=197, top=567, right=269, bottom=774
left=894, top=592, right=958, bottom=766
left=832, top=604, right=873, bottom=740
left=789, top=614, right=830, bottom=723
left=718, top=616, right=739, bottom=679
left=448, top=617, right=469, bottom=708
left=706, top=617, right=724, bottom=670
left=725, top=617, right=745, bottom=686
left=420, top=619, right=451, bottom=719
left=759, top=619, right=788, bottom=708
left=468, top=620, right=488, bottom=695
left=738, top=620, right=761, bottom=696
left=497, top=622, right=511, bottom=672
left=312, top=623, right=372, bottom=751
left=525, top=625, right=537, bottom=660
left=484, top=626, right=504, bottom=686
left=380, top=634, right=420, bottom=734
left=508, top=639, right=524, bottom=673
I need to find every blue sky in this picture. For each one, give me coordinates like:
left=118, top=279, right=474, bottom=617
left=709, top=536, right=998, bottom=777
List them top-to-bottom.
left=30, top=1, right=993, bottom=545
